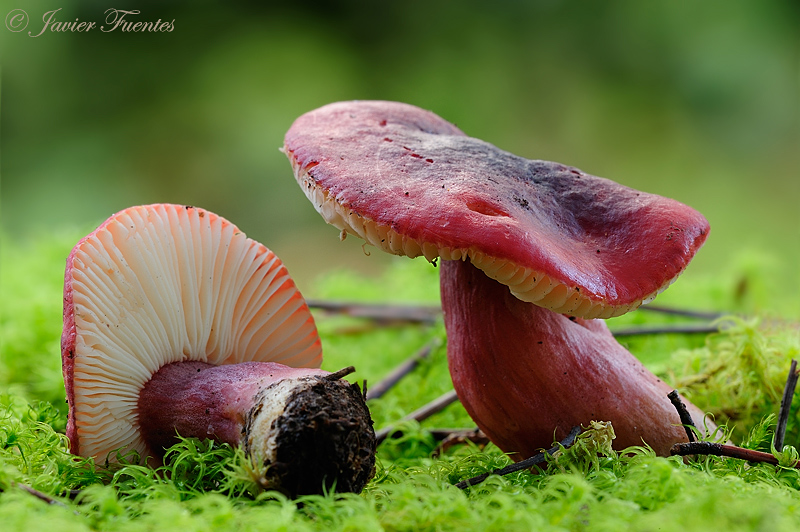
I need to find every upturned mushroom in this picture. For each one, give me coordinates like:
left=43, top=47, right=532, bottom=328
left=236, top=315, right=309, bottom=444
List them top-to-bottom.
left=283, top=100, right=713, bottom=459
left=61, top=204, right=375, bottom=496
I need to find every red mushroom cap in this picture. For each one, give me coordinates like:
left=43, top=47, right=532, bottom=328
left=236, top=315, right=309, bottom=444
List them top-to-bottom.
left=285, top=101, right=709, bottom=318
left=61, top=204, right=322, bottom=459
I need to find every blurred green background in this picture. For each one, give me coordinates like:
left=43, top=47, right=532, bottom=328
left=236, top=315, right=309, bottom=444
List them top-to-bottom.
left=2, top=0, right=798, bottom=308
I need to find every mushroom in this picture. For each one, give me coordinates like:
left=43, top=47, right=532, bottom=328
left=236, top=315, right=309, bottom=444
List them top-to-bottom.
left=283, top=100, right=713, bottom=459
left=61, top=204, right=375, bottom=495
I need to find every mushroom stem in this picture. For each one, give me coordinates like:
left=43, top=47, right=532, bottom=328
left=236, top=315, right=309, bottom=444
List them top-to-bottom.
left=440, top=258, right=713, bottom=459
left=137, top=361, right=376, bottom=496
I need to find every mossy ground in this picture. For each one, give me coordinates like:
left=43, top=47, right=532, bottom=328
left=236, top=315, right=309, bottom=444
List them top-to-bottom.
left=2, top=229, right=800, bottom=531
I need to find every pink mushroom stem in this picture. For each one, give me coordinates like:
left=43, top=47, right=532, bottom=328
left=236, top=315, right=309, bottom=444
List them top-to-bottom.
left=441, top=258, right=710, bottom=459
left=137, top=361, right=327, bottom=454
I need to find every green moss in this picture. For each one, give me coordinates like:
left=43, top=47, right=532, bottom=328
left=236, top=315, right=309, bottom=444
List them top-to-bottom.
left=3, top=230, right=800, bottom=531
left=0, top=232, right=79, bottom=418
left=666, top=318, right=800, bottom=444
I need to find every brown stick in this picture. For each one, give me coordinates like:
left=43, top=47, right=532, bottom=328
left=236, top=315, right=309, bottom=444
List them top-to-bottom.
left=307, top=300, right=441, bottom=324
left=308, top=300, right=727, bottom=331
left=637, top=304, right=725, bottom=321
left=611, top=323, right=723, bottom=337
left=366, top=343, right=435, bottom=400
left=775, top=359, right=799, bottom=451
left=323, top=366, right=357, bottom=381
left=375, top=390, right=460, bottom=443
left=667, top=390, right=697, bottom=442
left=456, top=426, right=583, bottom=489
left=378, top=427, right=485, bottom=442
left=429, top=428, right=481, bottom=440
left=431, top=428, right=490, bottom=457
left=670, top=441, right=800, bottom=468
left=11, top=483, right=67, bottom=507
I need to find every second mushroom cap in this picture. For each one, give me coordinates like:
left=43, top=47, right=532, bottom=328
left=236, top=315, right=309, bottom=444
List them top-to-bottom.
left=284, top=100, right=709, bottom=318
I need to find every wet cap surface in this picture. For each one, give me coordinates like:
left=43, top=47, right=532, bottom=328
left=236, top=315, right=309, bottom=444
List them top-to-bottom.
left=285, top=100, right=710, bottom=318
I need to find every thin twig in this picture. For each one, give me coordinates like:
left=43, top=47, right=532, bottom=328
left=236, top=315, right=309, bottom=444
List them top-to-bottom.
left=307, top=300, right=440, bottom=324
left=308, top=300, right=728, bottom=330
left=637, top=304, right=725, bottom=321
left=611, top=323, right=723, bottom=337
left=366, top=342, right=435, bottom=400
left=775, top=359, right=799, bottom=451
left=323, top=366, right=356, bottom=381
left=375, top=390, right=460, bottom=443
left=667, top=390, right=697, bottom=442
left=456, top=426, right=583, bottom=489
left=378, top=427, right=486, bottom=443
left=428, top=428, right=484, bottom=441
left=432, top=428, right=490, bottom=457
left=670, top=441, right=800, bottom=468
left=12, top=483, right=67, bottom=507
